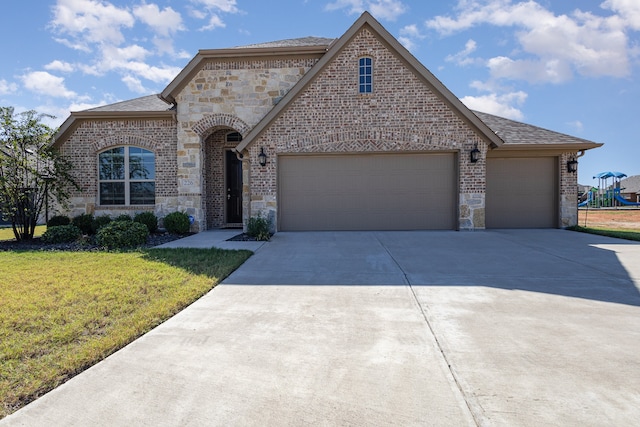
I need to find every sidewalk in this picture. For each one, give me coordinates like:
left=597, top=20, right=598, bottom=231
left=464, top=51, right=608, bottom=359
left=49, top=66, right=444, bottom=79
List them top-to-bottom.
left=154, top=229, right=267, bottom=251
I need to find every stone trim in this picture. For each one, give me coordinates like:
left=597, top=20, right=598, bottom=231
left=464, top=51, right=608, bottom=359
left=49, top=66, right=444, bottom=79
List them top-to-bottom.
left=192, top=114, right=251, bottom=139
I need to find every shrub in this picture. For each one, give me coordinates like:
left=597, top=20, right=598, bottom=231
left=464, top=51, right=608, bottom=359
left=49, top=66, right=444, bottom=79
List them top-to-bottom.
left=163, top=211, right=190, bottom=234
left=134, top=212, right=158, bottom=233
left=247, top=213, right=271, bottom=241
left=72, top=214, right=95, bottom=235
left=114, top=214, right=132, bottom=222
left=47, top=215, right=70, bottom=227
left=92, top=215, right=112, bottom=233
left=96, top=220, right=149, bottom=249
left=41, top=225, right=82, bottom=244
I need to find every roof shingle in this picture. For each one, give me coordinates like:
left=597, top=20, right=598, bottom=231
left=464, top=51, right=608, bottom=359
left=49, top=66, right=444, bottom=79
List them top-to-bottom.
left=85, top=94, right=171, bottom=112
left=473, top=110, right=600, bottom=147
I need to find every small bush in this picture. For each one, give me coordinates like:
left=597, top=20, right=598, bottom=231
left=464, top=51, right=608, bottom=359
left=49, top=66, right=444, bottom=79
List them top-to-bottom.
left=163, top=211, right=190, bottom=234
left=134, top=212, right=158, bottom=233
left=247, top=213, right=271, bottom=241
left=72, top=214, right=95, bottom=235
left=114, top=214, right=132, bottom=222
left=47, top=215, right=70, bottom=227
left=93, top=215, right=112, bottom=233
left=96, top=221, right=149, bottom=249
left=42, top=225, right=82, bottom=244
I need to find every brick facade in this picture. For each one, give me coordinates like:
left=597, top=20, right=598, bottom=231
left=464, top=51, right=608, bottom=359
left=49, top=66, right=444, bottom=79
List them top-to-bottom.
left=54, top=15, right=589, bottom=231
left=247, top=28, right=488, bottom=230
left=58, top=118, right=178, bottom=219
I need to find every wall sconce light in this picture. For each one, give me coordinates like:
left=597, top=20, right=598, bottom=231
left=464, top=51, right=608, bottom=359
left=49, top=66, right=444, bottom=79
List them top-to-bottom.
left=470, top=144, right=480, bottom=164
left=258, top=147, right=267, bottom=167
left=567, top=158, right=578, bottom=173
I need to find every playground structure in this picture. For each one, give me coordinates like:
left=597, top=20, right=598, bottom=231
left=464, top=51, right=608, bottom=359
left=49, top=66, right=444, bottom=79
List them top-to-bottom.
left=579, top=171, right=640, bottom=208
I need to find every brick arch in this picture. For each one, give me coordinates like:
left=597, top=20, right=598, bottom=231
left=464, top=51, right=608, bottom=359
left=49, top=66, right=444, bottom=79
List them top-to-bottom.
left=192, top=114, right=251, bottom=140
left=91, top=134, right=157, bottom=154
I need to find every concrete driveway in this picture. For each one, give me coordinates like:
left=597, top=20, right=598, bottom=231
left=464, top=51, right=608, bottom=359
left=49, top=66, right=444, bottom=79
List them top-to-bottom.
left=3, top=230, right=640, bottom=426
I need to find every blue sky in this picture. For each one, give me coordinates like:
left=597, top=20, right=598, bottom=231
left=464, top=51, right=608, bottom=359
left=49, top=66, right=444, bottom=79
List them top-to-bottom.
left=1, top=0, right=639, bottom=184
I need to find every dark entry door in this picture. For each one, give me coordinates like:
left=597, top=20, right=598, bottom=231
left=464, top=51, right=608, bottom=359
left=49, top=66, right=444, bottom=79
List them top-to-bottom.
left=225, top=151, right=243, bottom=224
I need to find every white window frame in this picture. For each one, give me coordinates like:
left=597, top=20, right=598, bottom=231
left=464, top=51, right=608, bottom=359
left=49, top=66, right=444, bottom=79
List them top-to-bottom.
left=98, top=146, right=155, bottom=206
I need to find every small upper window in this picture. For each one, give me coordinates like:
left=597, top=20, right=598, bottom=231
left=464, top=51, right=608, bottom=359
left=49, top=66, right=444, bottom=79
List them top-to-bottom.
left=359, top=57, right=373, bottom=93
left=99, top=147, right=155, bottom=206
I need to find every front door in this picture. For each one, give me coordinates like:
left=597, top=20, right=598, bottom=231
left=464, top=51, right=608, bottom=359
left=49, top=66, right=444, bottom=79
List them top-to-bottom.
left=225, top=150, right=243, bottom=224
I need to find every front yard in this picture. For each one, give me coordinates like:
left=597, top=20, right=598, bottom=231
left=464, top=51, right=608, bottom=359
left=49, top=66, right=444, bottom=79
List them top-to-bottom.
left=0, top=247, right=251, bottom=419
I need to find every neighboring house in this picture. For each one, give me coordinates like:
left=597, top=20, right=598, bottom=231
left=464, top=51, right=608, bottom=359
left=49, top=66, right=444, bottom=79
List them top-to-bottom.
left=53, top=12, right=602, bottom=232
left=619, top=175, right=640, bottom=203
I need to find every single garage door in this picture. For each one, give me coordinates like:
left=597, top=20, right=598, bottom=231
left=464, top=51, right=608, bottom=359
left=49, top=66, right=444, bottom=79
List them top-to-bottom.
left=279, top=153, right=456, bottom=231
left=486, top=157, right=558, bottom=228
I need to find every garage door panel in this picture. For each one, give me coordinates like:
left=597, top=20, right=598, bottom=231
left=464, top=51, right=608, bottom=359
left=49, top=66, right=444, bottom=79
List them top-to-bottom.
left=279, top=153, right=456, bottom=231
left=486, top=157, right=557, bottom=228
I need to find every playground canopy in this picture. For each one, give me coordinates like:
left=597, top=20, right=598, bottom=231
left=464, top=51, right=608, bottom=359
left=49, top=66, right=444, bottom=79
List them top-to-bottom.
left=593, top=171, right=627, bottom=179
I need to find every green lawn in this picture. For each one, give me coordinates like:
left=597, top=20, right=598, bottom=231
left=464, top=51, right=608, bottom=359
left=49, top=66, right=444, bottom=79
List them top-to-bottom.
left=0, top=225, right=47, bottom=241
left=569, top=225, right=640, bottom=242
left=0, top=248, right=251, bottom=419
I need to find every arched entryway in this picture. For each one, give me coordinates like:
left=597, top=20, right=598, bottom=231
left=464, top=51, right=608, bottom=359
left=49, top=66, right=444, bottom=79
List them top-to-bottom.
left=204, top=129, right=243, bottom=229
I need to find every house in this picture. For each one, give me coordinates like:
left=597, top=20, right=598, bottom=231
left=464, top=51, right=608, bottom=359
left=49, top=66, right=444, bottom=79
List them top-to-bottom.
left=53, top=12, right=602, bottom=232
left=618, top=175, right=640, bottom=203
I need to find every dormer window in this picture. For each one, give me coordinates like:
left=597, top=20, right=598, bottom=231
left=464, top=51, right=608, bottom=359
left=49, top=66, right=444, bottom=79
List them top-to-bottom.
left=359, top=57, right=373, bottom=93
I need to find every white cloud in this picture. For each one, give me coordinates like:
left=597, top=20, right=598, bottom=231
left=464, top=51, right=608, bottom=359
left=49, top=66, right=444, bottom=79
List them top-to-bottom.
left=50, top=0, right=135, bottom=49
left=190, top=0, right=240, bottom=30
left=191, top=0, right=239, bottom=13
left=325, top=0, right=407, bottom=21
left=369, top=0, right=407, bottom=21
left=426, top=0, right=635, bottom=82
left=602, top=0, right=640, bottom=30
left=133, top=3, right=184, bottom=37
left=201, top=14, right=226, bottom=30
left=398, top=24, right=424, bottom=51
left=400, top=24, right=423, bottom=39
left=398, top=36, right=416, bottom=51
left=446, top=39, right=478, bottom=66
left=104, top=44, right=150, bottom=63
left=487, top=56, right=573, bottom=83
left=44, top=60, right=75, bottom=73
left=120, top=62, right=181, bottom=84
left=20, top=71, right=80, bottom=99
left=121, top=75, right=150, bottom=94
left=0, top=79, right=18, bottom=95
left=461, top=91, right=527, bottom=120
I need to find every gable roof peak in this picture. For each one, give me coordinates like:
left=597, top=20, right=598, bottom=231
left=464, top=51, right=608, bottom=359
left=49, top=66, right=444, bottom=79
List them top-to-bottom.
left=235, top=10, right=504, bottom=153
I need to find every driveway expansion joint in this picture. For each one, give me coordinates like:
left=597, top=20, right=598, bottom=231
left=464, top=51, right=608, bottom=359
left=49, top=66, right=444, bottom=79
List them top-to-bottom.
left=373, top=232, right=480, bottom=426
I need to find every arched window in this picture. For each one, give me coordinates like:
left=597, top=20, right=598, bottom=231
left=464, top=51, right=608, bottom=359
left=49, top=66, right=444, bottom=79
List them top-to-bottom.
left=359, top=57, right=373, bottom=93
left=99, top=147, right=155, bottom=205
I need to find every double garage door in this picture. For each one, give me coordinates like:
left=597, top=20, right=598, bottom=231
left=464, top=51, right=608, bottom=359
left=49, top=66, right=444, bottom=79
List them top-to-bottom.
left=279, top=153, right=456, bottom=231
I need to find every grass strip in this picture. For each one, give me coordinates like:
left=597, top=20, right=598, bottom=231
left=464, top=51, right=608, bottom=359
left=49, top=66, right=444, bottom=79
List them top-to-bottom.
left=568, top=225, right=640, bottom=242
left=0, top=247, right=251, bottom=418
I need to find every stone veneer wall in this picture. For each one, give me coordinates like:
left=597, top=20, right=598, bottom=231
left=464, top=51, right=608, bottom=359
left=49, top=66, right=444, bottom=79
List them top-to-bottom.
left=247, top=27, right=488, bottom=230
left=175, top=57, right=320, bottom=230
left=57, top=118, right=178, bottom=219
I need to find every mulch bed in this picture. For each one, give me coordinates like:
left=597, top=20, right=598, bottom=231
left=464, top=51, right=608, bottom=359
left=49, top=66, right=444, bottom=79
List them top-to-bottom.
left=226, top=233, right=262, bottom=242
